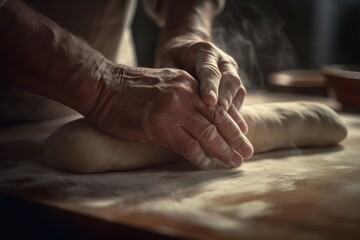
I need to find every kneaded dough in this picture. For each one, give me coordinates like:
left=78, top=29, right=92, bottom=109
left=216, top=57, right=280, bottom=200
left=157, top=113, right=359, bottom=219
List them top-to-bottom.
left=43, top=101, right=347, bottom=173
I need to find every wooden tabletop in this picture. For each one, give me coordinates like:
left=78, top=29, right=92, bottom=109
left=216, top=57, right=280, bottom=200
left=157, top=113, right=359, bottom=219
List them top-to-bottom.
left=1, top=92, right=359, bottom=240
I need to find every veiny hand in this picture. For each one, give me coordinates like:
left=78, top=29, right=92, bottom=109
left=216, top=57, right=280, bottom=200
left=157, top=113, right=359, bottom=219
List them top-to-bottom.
left=155, top=34, right=247, bottom=111
left=87, top=64, right=253, bottom=170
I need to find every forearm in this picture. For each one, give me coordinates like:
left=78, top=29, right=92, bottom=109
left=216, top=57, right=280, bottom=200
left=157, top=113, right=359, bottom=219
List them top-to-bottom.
left=0, top=0, right=107, bottom=115
left=161, top=0, right=218, bottom=41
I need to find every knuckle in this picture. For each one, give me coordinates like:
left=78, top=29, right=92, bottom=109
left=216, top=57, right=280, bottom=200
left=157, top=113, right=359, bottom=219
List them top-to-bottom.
left=190, top=41, right=216, bottom=58
left=195, top=41, right=215, bottom=52
left=194, top=42, right=219, bottom=61
left=225, top=54, right=238, bottom=66
left=219, top=57, right=238, bottom=70
left=228, top=58, right=238, bottom=68
left=198, top=66, right=221, bottom=80
left=160, top=68, right=176, bottom=75
left=177, top=69, right=193, bottom=79
left=174, top=72, right=197, bottom=88
left=222, top=72, right=241, bottom=89
left=232, top=74, right=242, bottom=89
left=175, top=82, right=195, bottom=97
left=238, top=85, right=247, bottom=97
left=162, top=91, right=184, bottom=109
left=212, top=107, right=228, bottom=123
left=201, top=124, right=218, bottom=143
left=229, top=130, right=244, bottom=145
left=183, top=140, right=201, bottom=158
left=220, top=144, right=232, bottom=156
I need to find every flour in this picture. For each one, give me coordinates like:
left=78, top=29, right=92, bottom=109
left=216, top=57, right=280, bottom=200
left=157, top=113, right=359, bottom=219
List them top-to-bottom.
left=1, top=136, right=360, bottom=239
left=215, top=200, right=271, bottom=218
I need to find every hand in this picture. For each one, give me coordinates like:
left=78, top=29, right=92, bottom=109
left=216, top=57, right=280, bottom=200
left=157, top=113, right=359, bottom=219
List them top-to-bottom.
left=155, top=34, right=247, bottom=111
left=87, top=64, right=253, bottom=170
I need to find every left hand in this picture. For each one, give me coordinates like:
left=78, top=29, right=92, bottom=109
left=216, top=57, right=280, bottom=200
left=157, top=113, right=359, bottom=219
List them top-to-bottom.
left=155, top=34, right=247, bottom=112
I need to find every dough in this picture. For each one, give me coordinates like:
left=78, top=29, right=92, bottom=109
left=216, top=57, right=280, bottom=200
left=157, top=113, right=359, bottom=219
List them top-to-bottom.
left=43, top=101, right=347, bottom=173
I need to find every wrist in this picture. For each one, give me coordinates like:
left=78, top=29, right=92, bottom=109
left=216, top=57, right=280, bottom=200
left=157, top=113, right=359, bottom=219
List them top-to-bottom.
left=161, top=0, right=217, bottom=42
left=61, top=55, right=111, bottom=116
left=84, top=62, right=129, bottom=120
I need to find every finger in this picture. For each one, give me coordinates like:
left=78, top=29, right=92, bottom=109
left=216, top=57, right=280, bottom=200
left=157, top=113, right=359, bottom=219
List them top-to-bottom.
left=196, top=45, right=221, bottom=106
left=218, top=60, right=243, bottom=111
left=232, top=86, right=247, bottom=110
left=196, top=103, right=254, bottom=160
left=228, top=104, right=248, bottom=134
left=183, top=111, right=243, bottom=168
left=163, top=127, right=215, bottom=170
left=209, top=157, right=232, bottom=169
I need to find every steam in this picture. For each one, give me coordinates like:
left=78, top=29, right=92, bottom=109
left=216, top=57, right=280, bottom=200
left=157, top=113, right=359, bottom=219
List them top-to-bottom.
left=213, top=0, right=297, bottom=91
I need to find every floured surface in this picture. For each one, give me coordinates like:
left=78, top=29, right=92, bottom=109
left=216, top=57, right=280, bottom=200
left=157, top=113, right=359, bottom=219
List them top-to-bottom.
left=0, top=95, right=359, bottom=240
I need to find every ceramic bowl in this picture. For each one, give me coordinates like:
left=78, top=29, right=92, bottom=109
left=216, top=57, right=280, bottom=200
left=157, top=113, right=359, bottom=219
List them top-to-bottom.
left=323, top=65, right=360, bottom=111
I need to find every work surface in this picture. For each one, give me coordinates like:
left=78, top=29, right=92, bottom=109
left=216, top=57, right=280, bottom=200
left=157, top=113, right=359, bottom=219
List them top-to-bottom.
left=0, top=93, right=359, bottom=240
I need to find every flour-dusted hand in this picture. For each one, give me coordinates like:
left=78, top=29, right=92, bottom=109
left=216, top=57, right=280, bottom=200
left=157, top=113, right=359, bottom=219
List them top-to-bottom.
left=156, top=35, right=246, bottom=111
left=87, top=64, right=254, bottom=170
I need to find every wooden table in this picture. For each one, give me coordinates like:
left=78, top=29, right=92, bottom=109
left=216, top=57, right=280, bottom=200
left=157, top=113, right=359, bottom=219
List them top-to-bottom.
left=1, top=92, right=359, bottom=240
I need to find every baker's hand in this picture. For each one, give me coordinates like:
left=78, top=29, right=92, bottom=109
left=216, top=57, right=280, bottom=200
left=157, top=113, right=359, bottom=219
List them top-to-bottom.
left=155, top=34, right=247, bottom=111
left=87, top=64, right=253, bottom=170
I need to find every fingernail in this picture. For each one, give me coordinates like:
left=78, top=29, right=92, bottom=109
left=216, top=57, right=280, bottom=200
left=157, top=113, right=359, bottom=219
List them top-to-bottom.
left=208, top=90, right=217, bottom=100
left=221, top=98, right=229, bottom=110
left=240, top=139, right=254, bottom=159
left=230, top=153, right=243, bottom=167
left=199, top=157, right=212, bottom=170
left=210, top=157, right=229, bottom=169
left=208, top=159, right=218, bottom=169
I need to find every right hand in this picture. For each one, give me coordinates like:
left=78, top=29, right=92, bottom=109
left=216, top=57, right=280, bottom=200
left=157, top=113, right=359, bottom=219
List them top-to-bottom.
left=87, top=64, right=254, bottom=170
